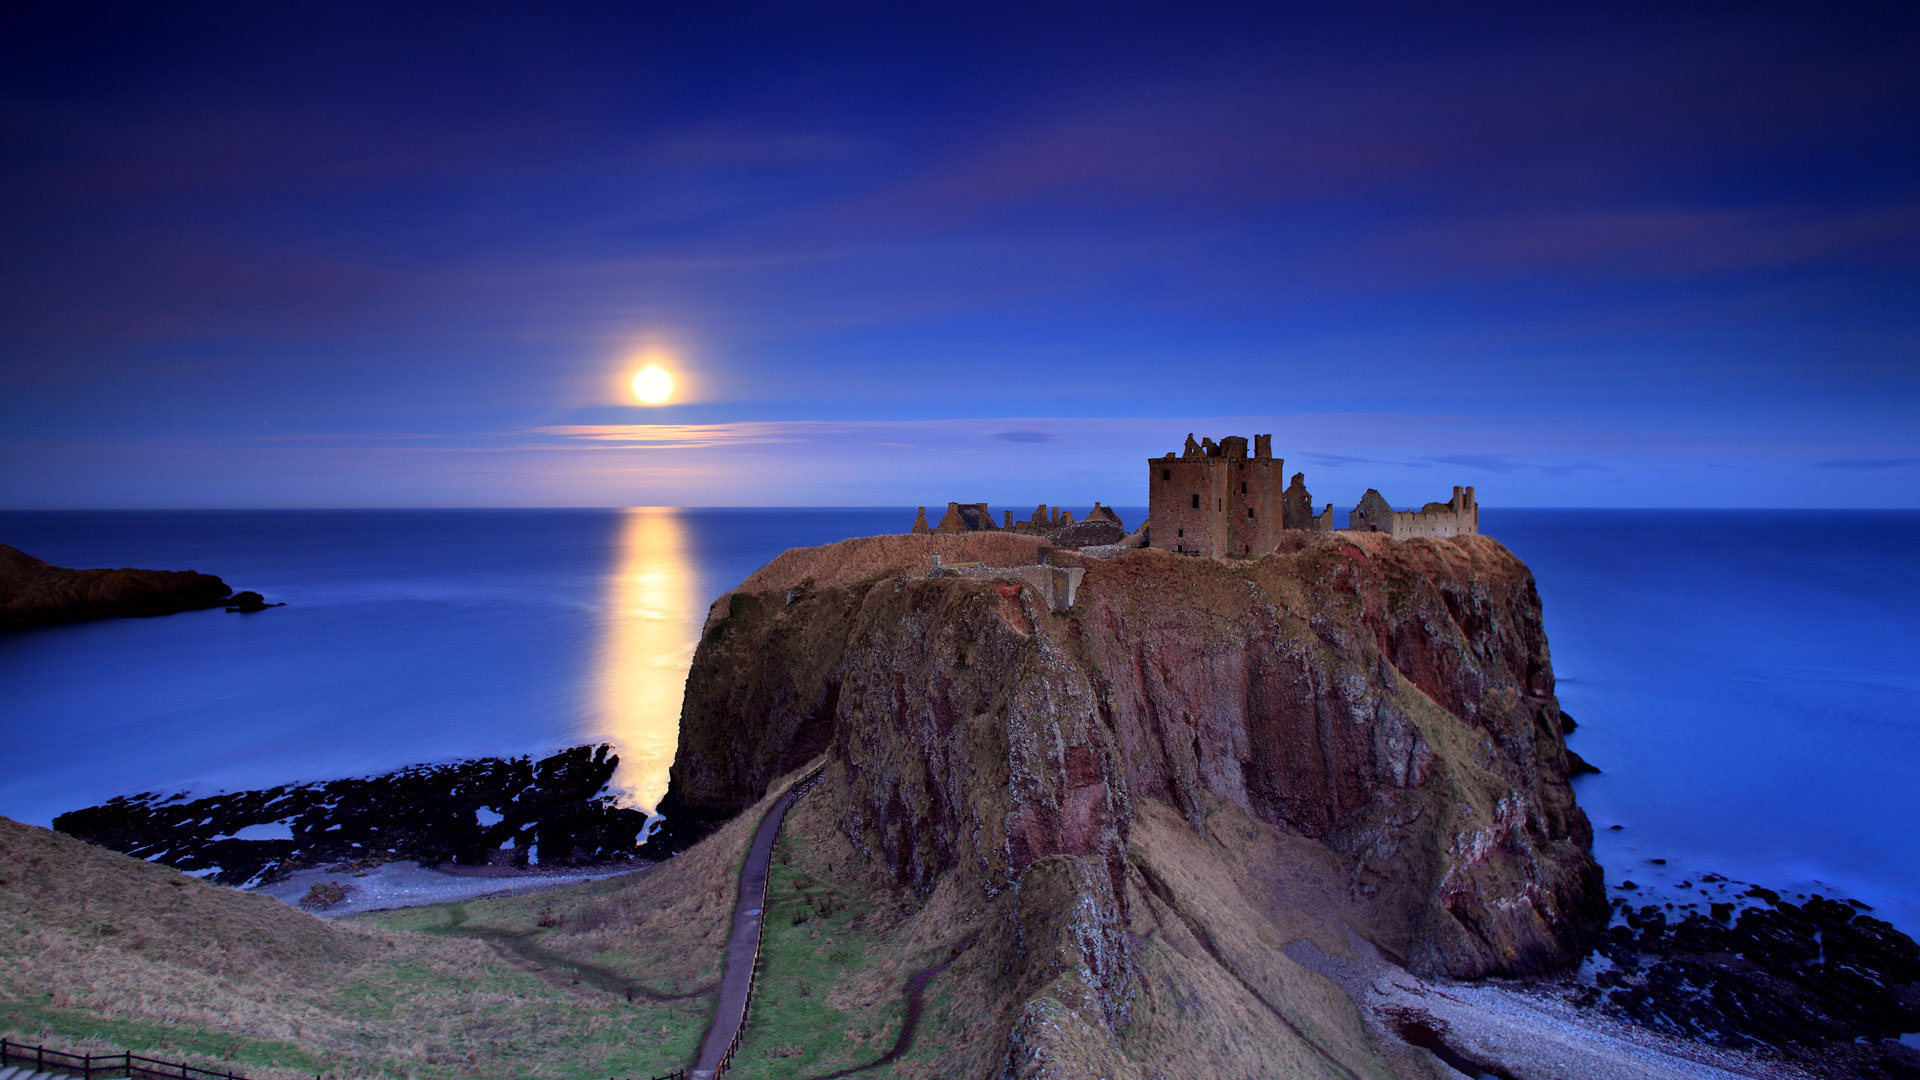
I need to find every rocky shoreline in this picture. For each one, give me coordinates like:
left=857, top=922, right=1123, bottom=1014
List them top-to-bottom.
left=661, top=529, right=1920, bottom=1077
left=0, top=541, right=277, bottom=629
left=1556, top=711, right=1920, bottom=1076
left=52, top=744, right=656, bottom=886
left=1570, top=884, right=1920, bottom=1077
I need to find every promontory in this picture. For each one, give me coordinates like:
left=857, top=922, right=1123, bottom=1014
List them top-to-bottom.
left=662, top=527, right=1607, bottom=1076
left=0, top=541, right=246, bottom=629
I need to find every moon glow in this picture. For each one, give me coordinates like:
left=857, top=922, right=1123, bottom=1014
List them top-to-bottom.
left=630, top=364, right=675, bottom=405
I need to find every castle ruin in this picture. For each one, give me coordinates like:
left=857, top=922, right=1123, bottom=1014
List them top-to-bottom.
left=910, top=433, right=1479, bottom=563
left=1147, top=433, right=1335, bottom=557
left=1148, top=433, right=1475, bottom=557
left=1349, top=486, right=1478, bottom=539
left=912, top=501, right=1128, bottom=549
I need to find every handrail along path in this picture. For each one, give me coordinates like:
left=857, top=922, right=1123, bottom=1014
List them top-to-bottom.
left=689, top=765, right=826, bottom=1080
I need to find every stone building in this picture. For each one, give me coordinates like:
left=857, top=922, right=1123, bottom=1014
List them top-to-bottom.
left=1148, top=433, right=1304, bottom=558
left=1348, top=486, right=1479, bottom=538
left=911, top=501, right=1127, bottom=548
left=911, top=502, right=1000, bottom=534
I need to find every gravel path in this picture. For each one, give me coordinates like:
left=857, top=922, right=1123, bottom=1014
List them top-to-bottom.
left=249, top=859, right=649, bottom=917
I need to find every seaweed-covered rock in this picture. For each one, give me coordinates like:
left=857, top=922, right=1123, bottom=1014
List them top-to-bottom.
left=54, top=744, right=652, bottom=885
left=1594, top=890, right=1920, bottom=1074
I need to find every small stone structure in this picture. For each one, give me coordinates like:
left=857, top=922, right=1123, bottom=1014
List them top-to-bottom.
left=1349, top=487, right=1479, bottom=538
left=911, top=501, right=1125, bottom=549
left=929, top=553, right=1084, bottom=613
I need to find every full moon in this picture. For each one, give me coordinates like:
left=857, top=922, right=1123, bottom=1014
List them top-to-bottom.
left=630, top=364, right=675, bottom=404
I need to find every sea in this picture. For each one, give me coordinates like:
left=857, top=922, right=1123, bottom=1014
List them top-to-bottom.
left=1, top=508, right=1915, bottom=932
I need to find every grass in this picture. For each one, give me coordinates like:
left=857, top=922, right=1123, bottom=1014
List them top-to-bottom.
left=4, top=748, right=1438, bottom=1079
left=0, top=770, right=816, bottom=1080
left=724, top=785, right=913, bottom=1079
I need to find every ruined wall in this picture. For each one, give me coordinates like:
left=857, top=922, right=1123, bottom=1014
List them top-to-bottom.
left=1280, top=472, right=1319, bottom=530
left=1349, top=486, right=1479, bottom=538
left=918, top=502, right=1122, bottom=539
left=935, top=502, right=1000, bottom=533
left=934, top=559, right=1085, bottom=613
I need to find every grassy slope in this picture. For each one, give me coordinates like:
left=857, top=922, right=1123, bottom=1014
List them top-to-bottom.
left=6, top=755, right=1448, bottom=1079
left=0, top=771, right=810, bottom=1080
left=718, top=773, right=1447, bottom=1080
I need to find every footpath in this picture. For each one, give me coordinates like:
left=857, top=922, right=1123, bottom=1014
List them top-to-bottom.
left=689, top=767, right=824, bottom=1080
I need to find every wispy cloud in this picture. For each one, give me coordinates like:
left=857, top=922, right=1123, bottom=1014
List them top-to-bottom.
left=535, top=423, right=808, bottom=449
left=993, top=430, right=1058, bottom=443
left=1295, top=448, right=1419, bottom=467
left=1428, top=453, right=1607, bottom=476
left=1815, top=456, right=1920, bottom=470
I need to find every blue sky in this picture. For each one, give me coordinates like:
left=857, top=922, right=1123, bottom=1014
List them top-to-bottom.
left=2, top=3, right=1916, bottom=508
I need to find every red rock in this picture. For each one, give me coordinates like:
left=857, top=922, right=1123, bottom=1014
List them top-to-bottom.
left=665, top=530, right=1606, bottom=1027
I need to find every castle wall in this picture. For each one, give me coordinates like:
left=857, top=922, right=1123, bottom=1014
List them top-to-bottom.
left=1147, top=434, right=1287, bottom=557
left=1223, top=455, right=1282, bottom=557
left=1149, top=457, right=1225, bottom=556
left=1348, top=486, right=1478, bottom=539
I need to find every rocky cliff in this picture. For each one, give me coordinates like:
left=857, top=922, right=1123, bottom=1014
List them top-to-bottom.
left=665, top=530, right=1606, bottom=1074
left=0, top=542, right=237, bottom=629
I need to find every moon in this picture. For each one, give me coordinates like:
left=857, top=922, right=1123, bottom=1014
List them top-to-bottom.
left=630, top=364, right=675, bottom=405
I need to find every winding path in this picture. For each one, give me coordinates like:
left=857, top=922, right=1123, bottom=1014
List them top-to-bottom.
left=690, top=771, right=823, bottom=1080
left=432, top=903, right=715, bottom=1003
left=799, top=935, right=975, bottom=1080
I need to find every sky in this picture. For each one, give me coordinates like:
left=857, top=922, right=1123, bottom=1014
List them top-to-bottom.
left=2, top=3, right=1917, bottom=509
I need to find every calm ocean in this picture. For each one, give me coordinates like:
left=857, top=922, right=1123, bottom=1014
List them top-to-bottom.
left=2, top=509, right=1915, bottom=930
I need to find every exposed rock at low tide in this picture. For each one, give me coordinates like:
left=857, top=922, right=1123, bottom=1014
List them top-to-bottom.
left=0, top=542, right=241, bottom=628
left=223, top=590, right=283, bottom=613
left=54, top=744, right=652, bottom=886
left=1581, top=890, right=1920, bottom=1077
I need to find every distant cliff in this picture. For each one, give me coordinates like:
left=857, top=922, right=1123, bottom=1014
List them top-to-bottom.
left=667, top=530, right=1605, bottom=1023
left=0, top=542, right=236, bottom=629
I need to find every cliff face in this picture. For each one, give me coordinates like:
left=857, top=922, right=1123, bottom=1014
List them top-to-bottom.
left=666, top=530, right=1605, bottom=1067
left=0, top=543, right=235, bottom=629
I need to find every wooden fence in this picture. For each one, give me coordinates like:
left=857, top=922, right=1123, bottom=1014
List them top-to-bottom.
left=708, top=765, right=827, bottom=1078
left=0, top=782, right=836, bottom=1080
left=1, top=1037, right=253, bottom=1080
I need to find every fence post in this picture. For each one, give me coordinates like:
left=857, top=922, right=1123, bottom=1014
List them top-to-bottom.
left=85, top=1051, right=93, bottom=1078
